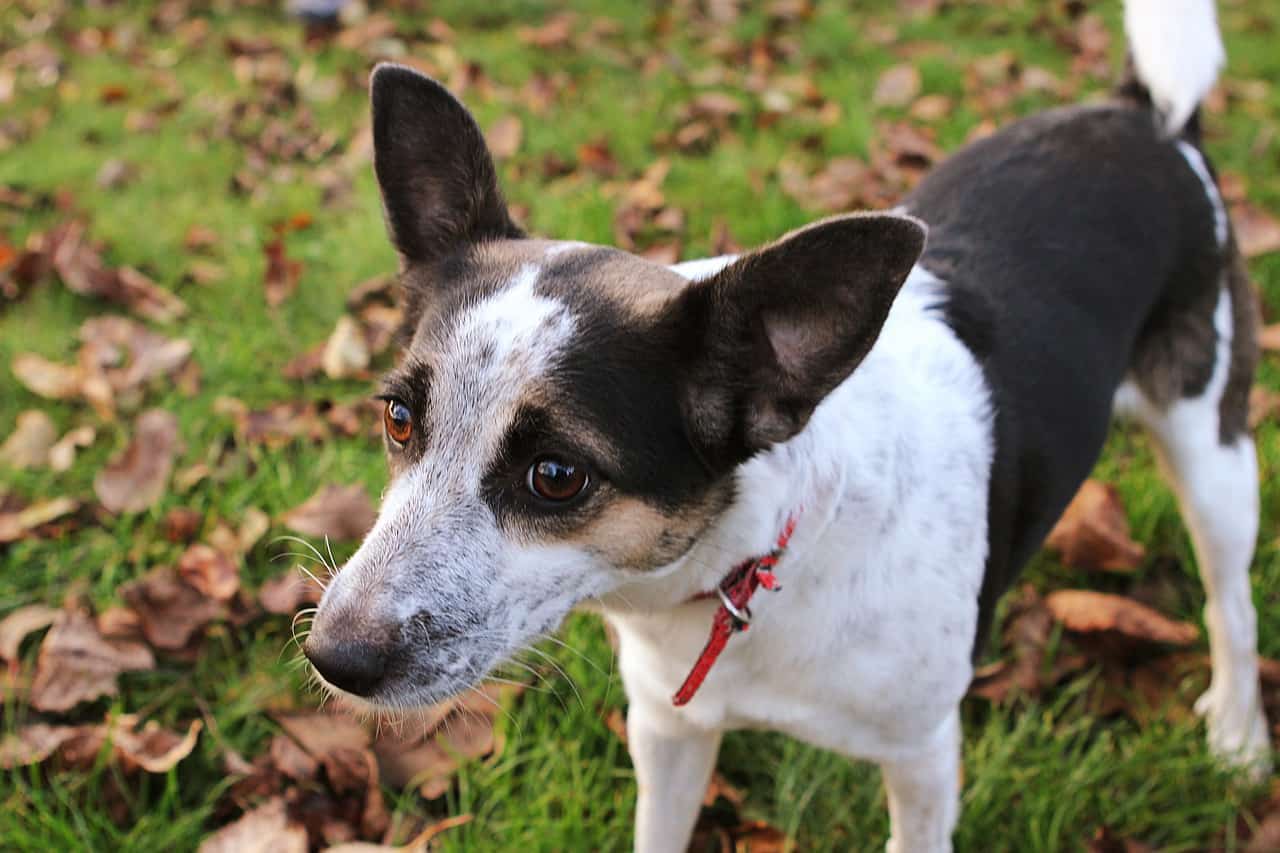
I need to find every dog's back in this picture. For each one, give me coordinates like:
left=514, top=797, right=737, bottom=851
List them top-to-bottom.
left=901, top=3, right=1256, bottom=656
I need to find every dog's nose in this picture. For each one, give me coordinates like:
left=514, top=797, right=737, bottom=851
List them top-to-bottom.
left=304, top=636, right=389, bottom=697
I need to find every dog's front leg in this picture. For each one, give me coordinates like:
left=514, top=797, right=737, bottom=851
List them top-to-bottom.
left=627, top=699, right=722, bottom=853
left=880, top=710, right=962, bottom=853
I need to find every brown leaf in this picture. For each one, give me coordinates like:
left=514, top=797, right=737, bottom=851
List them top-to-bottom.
left=517, top=13, right=576, bottom=50
left=873, top=64, right=922, bottom=108
left=909, top=93, right=953, bottom=121
left=486, top=115, right=524, bottom=160
left=1232, top=202, right=1280, bottom=258
left=264, top=234, right=303, bottom=307
left=322, top=315, right=372, bottom=380
left=79, top=316, right=193, bottom=406
left=1260, top=324, right=1280, bottom=353
left=12, top=353, right=83, bottom=400
left=1250, top=387, right=1280, bottom=429
left=94, top=409, right=181, bottom=514
left=1, top=410, right=57, bottom=469
left=48, top=425, right=95, bottom=472
left=1045, top=480, right=1145, bottom=572
left=282, top=484, right=376, bottom=541
left=0, top=496, right=80, bottom=544
left=164, top=507, right=203, bottom=543
left=178, top=544, right=240, bottom=602
left=120, top=566, right=226, bottom=650
left=259, top=568, right=324, bottom=615
left=1045, top=590, right=1199, bottom=646
left=0, top=603, right=58, bottom=662
left=30, top=606, right=155, bottom=712
left=275, top=711, right=370, bottom=759
left=110, top=714, right=202, bottom=773
left=0, top=723, right=84, bottom=769
left=269, top=733, right=318, bottom=781
left=703, top=770, right=746, bottom=808
left=199, top=798, right=308, bottom=853
left=324, top=814, right=474, bottom=852
left=1086, top=825, right=1155, bottom=853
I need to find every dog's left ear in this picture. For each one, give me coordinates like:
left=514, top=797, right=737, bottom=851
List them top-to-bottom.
left=370, top=63, right=522, bottom=264
left=674, top=213, right=926, bottom=469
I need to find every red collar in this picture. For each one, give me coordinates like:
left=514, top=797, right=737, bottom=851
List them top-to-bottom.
left=672, top=513, right=799, bottom=707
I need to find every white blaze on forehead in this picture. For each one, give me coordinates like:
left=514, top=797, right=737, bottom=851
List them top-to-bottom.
left=423, top=263, right=575, bottom=489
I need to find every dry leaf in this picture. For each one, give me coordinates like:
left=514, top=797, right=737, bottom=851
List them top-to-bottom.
left=873, top=64, right=922, bottom=108
left=486, top=115, right=524, bottom=159
left=1233, top=202, right=1280, bottom=258
left=264, top=234, right=303, bottom=307
left=322, top=315, right=371, bottom=379
left=1260, top=324, right=1280, bottom=353
left=12, top=353, right=83, bottom=399
left=1250, top=387, right=1280, bottom=429
left=94, top=409, right=181, bottom=514
left=0, top=410, right=57, bottom=469
left=48, top=425, right=96, bottom=472
left=1045, top=480, right=1145, bottom=572
left=282, top=484, right=376, bottom=541
left=0, top=496, right=80, bottom=544
left=178, top=544, right=240, bottom=601
left=120, top=566, right=227, bottom=650
left=259, top=568, right=324, bottom=615
left=1045, top=590, right=1199, bottom=646
left=0, top=603, right=59, bottom=661
left=30, top=606, right=155, bottom=712
left=275, top=711, right=370, bottom=759
left=110, top=714, right=202, bottom=773
left=0, top=723, right=84, bottom=768
left=270, top=733, right=318, bottom=781
left=199, top=798, right=308, bottom=853
left=323, top=814, right=474, bottom=853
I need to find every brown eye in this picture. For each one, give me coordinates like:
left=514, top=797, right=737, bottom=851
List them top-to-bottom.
left=384, top=399, right=413, bottom=444
left=526, top=457, right=588, bottom=503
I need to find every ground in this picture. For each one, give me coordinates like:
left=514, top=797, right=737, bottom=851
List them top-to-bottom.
left=2, top=0, right=1280, bottom=851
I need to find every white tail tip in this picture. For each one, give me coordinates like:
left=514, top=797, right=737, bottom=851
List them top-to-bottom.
left=1124, top=0, right=1225, bottom=135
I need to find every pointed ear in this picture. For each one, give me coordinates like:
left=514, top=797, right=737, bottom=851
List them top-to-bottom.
left=370, top=63, right=522, bottom=263
left=676, top=213, right=927, bottom=468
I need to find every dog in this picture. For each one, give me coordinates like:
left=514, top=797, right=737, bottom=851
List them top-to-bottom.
left=303, top=0, right=1271, bottom=848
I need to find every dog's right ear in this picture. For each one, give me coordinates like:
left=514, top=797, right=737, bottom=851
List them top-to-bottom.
left=370, top=64, right=522, bottom=264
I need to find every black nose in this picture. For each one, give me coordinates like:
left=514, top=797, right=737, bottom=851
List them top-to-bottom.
left=304, top=636, right=389, bottom=697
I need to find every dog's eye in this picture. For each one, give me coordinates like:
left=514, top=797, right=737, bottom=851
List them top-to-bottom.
left=383, top=399, right=413, bottom=444
left=526, top=457, right=588, bottom=503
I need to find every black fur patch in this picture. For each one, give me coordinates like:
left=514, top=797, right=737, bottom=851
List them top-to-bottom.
left=902, top=103, right=1229, bottom=658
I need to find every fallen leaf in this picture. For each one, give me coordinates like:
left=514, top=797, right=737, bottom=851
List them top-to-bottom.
left=873, top=64, right=922, bottom=108
left=909, top=93, right=953, bottom=121
left=486, top=115, right=524, bottom=160
left=95, top=158, right=137, bottom=190
left=1232, top=202, right=1280, bottom=258
left=264, top=234, right=303, bottom=307
left=322, top=315, right=371, bottom=379
left=1260, top=324, right=1280, bottom=353
left=12, top=353, right=83, bottom=400
left=1250, top=387, right=1280, bottom=429
left=94, top=409, right=181, bottom=514
left=0, top=410, right=57, bottom=469
left=48, top=425, right=95, bottom=472
left=1045, top=480, right=1145, bottom=572
left=282, top=484, right=376, bottom=541
left=0, top=496, right=80, bottom=544
left=164, top=507, right=203, bottom=543
left=178, top=544, right=240, bottom=601
left=120, top=566, right=226, bottom=650
left=259, top=568, right=324, bottom=615
left=1045, top=590, right=1199, bottom=646
left=0, top=603, right=58, bottom=662
left=30, top=606, right=155, bottom=712
left=275, top=711, right=370, bottom=759
left=110, top=714, right=202, bottom=773
left=0, top=723, right=83, bottom=768
left=270, top=733, right=319, bottom=781
left=199, top=798, right=308, bottom=853
left=323, top=814, right=474, bottom=853
left=1086, top=825, right=1156, bottom=853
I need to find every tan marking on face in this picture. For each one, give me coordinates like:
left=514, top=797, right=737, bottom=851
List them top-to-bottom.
left=565, top=488, right=730, bottom=571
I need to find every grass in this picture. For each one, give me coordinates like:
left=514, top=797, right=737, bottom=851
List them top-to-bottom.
left=2, top=0, right=1280, bottom=850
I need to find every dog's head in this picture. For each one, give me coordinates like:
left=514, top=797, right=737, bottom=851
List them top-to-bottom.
left=303, top=64, right=926, bottom=708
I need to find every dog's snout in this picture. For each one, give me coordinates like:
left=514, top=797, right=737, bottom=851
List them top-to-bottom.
left=304, top=635, right=390, bottom=697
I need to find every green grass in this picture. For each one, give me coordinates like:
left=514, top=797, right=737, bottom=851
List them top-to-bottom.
left=3, top=0, right=1280, bottom=850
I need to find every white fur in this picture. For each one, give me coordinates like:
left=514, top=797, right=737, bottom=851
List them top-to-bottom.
left=1124, top=0, right=1225, bottom=135
left=1177, top=140, right=1229, bottom=247
left=607, top=265, right=993, bottom=852
left=1113, top=289, right=1270, bottom=777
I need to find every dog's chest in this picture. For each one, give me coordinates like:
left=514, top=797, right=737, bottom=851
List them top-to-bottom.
left=606, top=271, right=996, bottom=760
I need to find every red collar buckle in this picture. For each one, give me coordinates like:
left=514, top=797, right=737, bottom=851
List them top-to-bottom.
left=671, top=512, right=799, bottom=707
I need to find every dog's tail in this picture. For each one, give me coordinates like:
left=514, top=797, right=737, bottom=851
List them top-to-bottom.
left=1120, top=0, right=1225, bottom=138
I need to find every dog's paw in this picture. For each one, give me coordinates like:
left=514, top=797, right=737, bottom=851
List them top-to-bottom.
left=1195, top=681, right=1273, bottom=781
